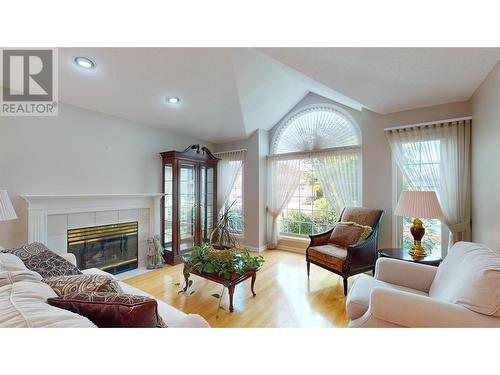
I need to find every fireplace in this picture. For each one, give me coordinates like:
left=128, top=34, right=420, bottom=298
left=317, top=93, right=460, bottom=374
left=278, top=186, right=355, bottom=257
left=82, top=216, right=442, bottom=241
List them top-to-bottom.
left=67, top=222, right=138, bottom=275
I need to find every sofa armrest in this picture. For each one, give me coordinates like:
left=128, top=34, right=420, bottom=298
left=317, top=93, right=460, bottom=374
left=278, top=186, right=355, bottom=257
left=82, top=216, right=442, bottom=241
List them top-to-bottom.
left=60, top=253, right=77, bottom=267
left=374, top=258, right=437, bottom=293
left=358, top=287, right=500, bottom=328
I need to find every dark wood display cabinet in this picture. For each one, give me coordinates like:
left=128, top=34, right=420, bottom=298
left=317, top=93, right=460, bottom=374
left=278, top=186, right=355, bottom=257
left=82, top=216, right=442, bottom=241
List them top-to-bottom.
left=160, top=145, right=219, bottom=265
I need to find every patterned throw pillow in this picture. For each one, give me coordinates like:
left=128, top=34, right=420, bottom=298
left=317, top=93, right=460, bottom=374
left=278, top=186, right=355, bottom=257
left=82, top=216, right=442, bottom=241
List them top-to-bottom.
left=328, top=221, right=372, bottom=248
left=1, top=243, right=82, bottom=278
left=42, top=274, right=122, bottom=297
left=47, top=292, right=167, bottom=328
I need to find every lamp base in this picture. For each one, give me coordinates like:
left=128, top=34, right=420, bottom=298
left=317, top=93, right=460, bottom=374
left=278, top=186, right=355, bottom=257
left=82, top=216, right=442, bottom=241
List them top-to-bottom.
left=409, top=218, right=428, bottom=257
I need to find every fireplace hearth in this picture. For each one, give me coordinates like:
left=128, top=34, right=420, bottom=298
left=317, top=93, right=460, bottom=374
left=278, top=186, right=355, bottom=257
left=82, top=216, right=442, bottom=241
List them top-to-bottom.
left=68, top=222, right=138, bottom=274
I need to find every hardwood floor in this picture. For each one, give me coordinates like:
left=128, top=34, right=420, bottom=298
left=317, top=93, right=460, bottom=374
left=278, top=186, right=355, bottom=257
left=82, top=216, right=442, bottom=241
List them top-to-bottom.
left=125, top=249, right=361, bottom=328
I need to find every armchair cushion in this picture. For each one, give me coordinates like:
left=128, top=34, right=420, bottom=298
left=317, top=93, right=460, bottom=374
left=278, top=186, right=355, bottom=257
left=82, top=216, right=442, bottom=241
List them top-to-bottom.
left=340, top=207, right=382, bottom=228
left=328, top=222, right=372, bottom=248
left=429, top=241, right=500, bottom=317
left=308, top=245, right=347, bottom=272
left=346, top=275, right=427, bottom=320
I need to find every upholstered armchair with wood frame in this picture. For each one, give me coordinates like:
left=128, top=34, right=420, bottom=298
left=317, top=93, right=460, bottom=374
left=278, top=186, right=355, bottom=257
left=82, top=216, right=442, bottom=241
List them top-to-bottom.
left=306, top=207, right=384, bottom=296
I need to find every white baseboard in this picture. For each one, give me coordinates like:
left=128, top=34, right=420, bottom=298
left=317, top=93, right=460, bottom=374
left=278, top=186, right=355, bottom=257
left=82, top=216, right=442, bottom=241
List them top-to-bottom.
left=243, top=244, right=267, bottom=253
left=275, top=244, right=306, bottom=254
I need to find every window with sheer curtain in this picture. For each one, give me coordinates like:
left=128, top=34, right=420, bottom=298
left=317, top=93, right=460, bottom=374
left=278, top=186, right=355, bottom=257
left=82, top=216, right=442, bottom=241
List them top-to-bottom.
left=267, top=105, right=362, bottom=246
left=386, top=118, right=472, bottom=256
left=400, top=140, right=443, bottom=253
left=227, top=165, right=243, bottom=234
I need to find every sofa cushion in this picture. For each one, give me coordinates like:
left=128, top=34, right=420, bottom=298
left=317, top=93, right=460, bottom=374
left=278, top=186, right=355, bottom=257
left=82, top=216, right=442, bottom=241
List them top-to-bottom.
left=340, top=207, right=381, bottom=228
left=328, top=222, right=372, bottom=248
left=429, top=241, right=500, bottom=316
left=1, top=242, right=82, bottom=278
left=308, top=245, right=347, bottom=272
left=0, top=253, right=29, bottom=272
left=0, top=269, right=43, bottom=287
left=0, top=270, right=95, bottom=328
left=42, top=274, right=121, bottom=297
left=346, top=275, right=428, bottom=320
left=48, top=291, right=166, bottom=328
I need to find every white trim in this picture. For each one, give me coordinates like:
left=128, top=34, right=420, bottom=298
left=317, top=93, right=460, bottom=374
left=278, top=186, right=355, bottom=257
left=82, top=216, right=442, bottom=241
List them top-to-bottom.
left=384, top=116, right=472, bottom=132
left=243, top=244, right=267, bottom=253
left=276, top=244, right=306, bottom=254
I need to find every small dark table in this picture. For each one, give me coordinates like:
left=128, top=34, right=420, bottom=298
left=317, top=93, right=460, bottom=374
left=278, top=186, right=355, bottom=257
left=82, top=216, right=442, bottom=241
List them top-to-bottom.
left=378, top=248, right=442, bottom=267
left=184, top=269, right=257, bottom=312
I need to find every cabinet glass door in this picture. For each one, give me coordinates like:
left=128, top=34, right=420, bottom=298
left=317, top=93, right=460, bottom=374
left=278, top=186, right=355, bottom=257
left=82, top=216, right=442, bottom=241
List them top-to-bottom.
left=164, top=163, right=173, bottom=252
left=179, top=163, right=196, bottom=251
left=200, top=166, right=215, bottom=243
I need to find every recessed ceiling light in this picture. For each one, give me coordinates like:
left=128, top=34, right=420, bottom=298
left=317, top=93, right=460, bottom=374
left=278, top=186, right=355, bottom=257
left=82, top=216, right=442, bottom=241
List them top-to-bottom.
left=74, top=56, right=96, bottom=69
left=166, top=96, right=180, bottom=104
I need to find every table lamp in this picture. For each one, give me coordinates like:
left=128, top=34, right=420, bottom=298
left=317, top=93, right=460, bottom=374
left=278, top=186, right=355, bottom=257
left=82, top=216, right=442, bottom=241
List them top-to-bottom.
left=0, top=190, right=18, bottom=222
left=394, top=191, right=443, bottom=257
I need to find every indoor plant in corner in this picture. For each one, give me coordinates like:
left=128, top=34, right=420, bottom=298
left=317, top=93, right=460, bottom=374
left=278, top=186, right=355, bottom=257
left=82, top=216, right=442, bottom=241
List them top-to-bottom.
left=178, top=202, right=264, bottom=317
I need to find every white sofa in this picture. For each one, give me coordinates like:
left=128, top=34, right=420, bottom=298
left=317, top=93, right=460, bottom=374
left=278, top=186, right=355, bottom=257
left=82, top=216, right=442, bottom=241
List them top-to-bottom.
left=346, top=241, right=500, bottom=327
left=0, top=251, right=209, bottom=328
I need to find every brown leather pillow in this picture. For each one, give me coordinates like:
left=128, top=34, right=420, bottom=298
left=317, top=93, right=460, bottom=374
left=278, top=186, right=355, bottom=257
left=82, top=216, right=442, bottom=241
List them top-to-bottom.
left=328, top=222, right=372, bottom=248
left=42, top=274, right=121, bottom=297
left=47, top=292, right=167, bottom=328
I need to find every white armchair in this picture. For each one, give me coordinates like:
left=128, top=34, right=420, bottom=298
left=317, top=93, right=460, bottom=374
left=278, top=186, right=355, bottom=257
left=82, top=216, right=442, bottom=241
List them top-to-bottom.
left=346, top=241, right=500, bottom=327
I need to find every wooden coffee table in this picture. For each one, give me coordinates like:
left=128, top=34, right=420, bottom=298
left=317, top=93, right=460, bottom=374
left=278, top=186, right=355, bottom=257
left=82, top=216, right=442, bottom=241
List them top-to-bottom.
left=378, top=248, right=442, bottom=266
left=184, top=269, right=257, bottom=312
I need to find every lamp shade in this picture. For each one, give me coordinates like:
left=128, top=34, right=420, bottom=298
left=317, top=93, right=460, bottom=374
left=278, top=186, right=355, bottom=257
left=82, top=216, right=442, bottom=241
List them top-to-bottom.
left=0, top=190, right=17, bottom=221
left=394, top=191, right=443, bottom=219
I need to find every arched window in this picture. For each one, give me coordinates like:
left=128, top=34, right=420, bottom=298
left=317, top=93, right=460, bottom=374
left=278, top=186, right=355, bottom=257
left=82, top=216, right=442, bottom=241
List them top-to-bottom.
left=267, top=104, right=362, bottom=245
left=271, top=105, right=361, bottom=155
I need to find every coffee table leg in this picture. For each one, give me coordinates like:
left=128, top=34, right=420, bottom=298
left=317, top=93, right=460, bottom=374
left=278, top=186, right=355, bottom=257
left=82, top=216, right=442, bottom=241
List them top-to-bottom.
left=251, top=273, right=257, bottom=297
left=228, top=285, right=235, bottom=312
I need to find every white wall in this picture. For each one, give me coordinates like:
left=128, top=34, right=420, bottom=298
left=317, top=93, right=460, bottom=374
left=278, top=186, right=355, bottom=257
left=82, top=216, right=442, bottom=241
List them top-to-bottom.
left=471, top=61, right=500, bottom=250
left=0, top=103, right=212, bottom=248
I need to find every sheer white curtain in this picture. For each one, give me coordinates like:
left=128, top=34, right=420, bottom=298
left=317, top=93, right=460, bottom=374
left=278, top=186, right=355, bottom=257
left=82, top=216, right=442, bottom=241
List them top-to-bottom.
left=385, top=119, right=471, bottom=250
left=314, top=148, right=362, bottom=213
left=215, top=150, right=246, bottom=213
left=266, top=156, right=302, bottom=248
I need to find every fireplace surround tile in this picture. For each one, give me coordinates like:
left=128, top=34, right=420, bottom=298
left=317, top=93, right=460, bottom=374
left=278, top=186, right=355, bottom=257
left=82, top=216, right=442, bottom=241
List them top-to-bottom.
left=118, top=209, right=139, bottom=224
left=96, top=211, right=119, bottom=226
left=68, top=212, right=97, bottom=229
left=47, top=215, right=68, bottom=236
left=47, top=234, right=68, bottom=254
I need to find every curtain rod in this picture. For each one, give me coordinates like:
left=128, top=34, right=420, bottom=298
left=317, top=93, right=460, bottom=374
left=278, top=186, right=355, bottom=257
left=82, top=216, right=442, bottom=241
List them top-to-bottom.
left=384, top=116, right=472, bottom=132
left=267, top=145, right=361, bottom=160
left=214, top=148, right=248, bottom=155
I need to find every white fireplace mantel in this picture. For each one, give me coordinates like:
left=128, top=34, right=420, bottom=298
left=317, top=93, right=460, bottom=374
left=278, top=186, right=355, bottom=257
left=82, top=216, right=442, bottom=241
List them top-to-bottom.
left=22, top=193, right=164, bottom=246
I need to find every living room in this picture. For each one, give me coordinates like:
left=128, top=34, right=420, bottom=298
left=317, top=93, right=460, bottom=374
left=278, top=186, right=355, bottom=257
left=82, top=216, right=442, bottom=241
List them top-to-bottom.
left=1, top=1, right=498, bottom=373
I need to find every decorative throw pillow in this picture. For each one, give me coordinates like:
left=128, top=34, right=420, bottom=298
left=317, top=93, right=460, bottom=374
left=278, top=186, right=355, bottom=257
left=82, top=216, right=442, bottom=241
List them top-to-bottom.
left=328, top=221, right=372, bottom=248
left=1, top=243, right=82, bottom=278
left=42, top=274, right=121, bottom=297
left=47, top=291, right=167, bottom=328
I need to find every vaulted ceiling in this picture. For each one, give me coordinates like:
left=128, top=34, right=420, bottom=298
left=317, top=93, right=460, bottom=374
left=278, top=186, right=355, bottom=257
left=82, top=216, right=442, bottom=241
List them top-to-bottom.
left=57, top=48, right=500, bottom=143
